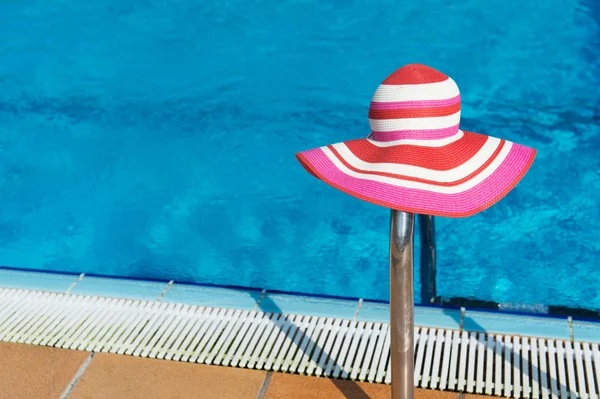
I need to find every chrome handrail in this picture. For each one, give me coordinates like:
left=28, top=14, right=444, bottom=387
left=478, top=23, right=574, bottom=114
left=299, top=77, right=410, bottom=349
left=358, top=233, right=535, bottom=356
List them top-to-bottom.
left=389, top=210, right=415, bottom=399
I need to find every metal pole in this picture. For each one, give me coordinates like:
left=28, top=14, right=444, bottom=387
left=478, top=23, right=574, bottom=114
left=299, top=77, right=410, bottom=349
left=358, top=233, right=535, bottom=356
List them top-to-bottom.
left=389, top=210, right=415, bottom=399
left=418, top=215, right=437, bottom=304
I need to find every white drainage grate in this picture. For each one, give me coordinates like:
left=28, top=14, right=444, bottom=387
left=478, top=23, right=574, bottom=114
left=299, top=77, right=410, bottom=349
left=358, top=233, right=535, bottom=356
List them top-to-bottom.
left=0, top=288, right=599, bottom=398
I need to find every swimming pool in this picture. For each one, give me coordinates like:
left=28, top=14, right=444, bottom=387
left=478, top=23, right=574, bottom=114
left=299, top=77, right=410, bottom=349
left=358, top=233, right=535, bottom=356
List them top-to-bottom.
left=0, top=0, right=598, bottom=311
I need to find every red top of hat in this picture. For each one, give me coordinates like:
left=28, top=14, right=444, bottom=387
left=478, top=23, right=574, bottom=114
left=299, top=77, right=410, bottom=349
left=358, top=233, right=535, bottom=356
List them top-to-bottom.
left=382, top=64, right=449, bottom=85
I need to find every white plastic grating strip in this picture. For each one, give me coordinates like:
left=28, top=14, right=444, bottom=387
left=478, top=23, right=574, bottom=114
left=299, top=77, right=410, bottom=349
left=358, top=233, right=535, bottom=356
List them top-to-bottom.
left=0, top=287, right=598, bottom=398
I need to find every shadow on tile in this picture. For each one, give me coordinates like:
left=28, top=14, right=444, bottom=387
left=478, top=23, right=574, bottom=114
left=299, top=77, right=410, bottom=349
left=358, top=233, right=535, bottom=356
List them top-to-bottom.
left=258, top=295, right=373, bottom=398
left=263, top=372, right=458, bottom=398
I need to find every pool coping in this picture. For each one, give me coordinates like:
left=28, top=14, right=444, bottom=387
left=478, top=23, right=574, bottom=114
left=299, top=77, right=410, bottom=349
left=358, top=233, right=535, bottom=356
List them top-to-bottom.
left=1, top=266, right=599, bottom=343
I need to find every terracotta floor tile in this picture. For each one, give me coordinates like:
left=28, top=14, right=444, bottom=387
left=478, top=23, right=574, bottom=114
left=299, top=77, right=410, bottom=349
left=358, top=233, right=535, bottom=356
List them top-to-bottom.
left=0, top=342, right=89, bottom=399
left=69, top=353, right=266, bottom=399
left=263, top=373, right=459, bottom=399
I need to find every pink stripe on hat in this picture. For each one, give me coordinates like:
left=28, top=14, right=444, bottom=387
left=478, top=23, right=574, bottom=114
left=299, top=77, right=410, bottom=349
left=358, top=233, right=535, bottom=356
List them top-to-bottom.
left=371, top=125, right=461, bottom=141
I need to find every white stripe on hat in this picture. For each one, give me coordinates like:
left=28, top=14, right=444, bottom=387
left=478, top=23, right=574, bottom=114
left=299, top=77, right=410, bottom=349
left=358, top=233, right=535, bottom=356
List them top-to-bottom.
left=371, top=78, right=460, bottom=102
left=369, top=112, right=461, bottom=132
left=365, top=130, right=464, bottom=147
left=330, top=136, right=501, bottom=182
left=321, top=140, right=512, bottom=193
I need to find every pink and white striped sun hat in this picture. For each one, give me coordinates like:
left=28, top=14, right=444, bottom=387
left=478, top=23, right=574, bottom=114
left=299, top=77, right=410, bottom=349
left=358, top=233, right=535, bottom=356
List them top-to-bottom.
left=296, top=64, right=536, bottom=217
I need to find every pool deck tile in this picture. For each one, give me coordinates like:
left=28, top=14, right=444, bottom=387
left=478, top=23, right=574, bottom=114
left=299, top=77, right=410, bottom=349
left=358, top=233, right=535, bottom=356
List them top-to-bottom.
left=0, top=268, right=80, bottom=293
left=69, top=275, right=168, bottom=301
left=162, top=282, right=262, bottom=310
left=258, top=292, right=359, bottom=319
left=358, top=301, right=462, bottom=330
left=463, top=309, right=571, bottom=340
left=572, top=320, right=600, bottom=343
left=0, top=341, right=462, bottom=399
left=0, top=342, right=89, bottom=399
left=70, top=352, right=267, bottom=399
left=263, top=373, right=459, bottom=399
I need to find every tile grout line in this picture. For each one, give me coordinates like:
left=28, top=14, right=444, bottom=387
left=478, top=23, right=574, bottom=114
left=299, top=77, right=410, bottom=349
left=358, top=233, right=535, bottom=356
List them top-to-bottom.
left=65, top=273, right=85, bottom=294
left=157, top=280, right=174, bottom=301
left=353, top=298, right=363, bottom=321
left=568, top=316, right=574, bottom=342
left=59, top=352, right=96, bottom=399
left=255, top=371, right=273, bottom=399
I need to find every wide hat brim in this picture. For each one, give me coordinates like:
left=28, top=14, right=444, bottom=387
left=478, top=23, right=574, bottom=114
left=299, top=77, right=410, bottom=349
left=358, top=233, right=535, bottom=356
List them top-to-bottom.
left=296, top=130, right=536, bottom=218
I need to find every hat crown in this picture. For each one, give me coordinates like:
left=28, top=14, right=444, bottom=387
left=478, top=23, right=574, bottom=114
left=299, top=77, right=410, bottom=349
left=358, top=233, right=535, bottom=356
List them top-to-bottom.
left=368, top=64, right=461, bottom=142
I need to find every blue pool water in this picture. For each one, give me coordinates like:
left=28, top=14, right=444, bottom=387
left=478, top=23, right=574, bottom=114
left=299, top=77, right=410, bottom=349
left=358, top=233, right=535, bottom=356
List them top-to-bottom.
left=0, top=0, right=599, bottom=310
